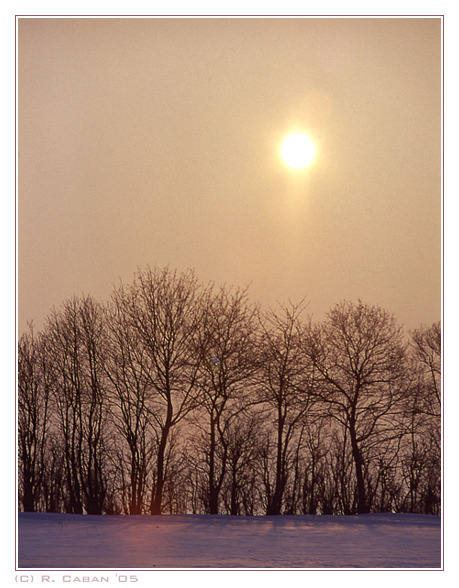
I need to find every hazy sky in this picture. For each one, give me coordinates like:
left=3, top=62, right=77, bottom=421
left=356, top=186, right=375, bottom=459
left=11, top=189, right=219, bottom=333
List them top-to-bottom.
left=18, top=17, right=441, bottom=334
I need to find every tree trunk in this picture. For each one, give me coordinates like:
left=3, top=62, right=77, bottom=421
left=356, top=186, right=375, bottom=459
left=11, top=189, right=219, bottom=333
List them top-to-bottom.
left=267, top=409, right=285, bottom=515
left=349, top=412, right=368, bottom=514
left=208, top=415, right=219, bottom=514
left=150, top=424, right=169, bottom=515
left=150, top=438, right=166, bottom=515
left=230, top=467, right=238, bottom=516
left=22, top=481, right=35, bottom=512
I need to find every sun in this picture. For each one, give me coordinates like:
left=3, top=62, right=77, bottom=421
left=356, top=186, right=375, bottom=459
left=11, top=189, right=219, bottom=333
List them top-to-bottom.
left=281, top=133, right=315, bottom=168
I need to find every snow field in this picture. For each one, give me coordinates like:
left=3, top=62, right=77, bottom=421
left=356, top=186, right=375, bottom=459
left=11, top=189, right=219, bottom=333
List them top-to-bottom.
left=18, top=512, right=441, bottom=570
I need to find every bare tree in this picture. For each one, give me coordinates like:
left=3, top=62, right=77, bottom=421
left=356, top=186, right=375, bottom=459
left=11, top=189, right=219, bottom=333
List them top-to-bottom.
left=18, top=263, right=440, bottom=517
left=112, top=266, right=205, bottom=515
left=190, top=285, right=260, bottom=514
left=42, top=295, right=111, bottom=514
left=104, top=296, right=157, bottom=514
left=304, top=300, right=407, bottom=514
left=256, top=302, right=315, bottom=515
left=398, top=321, right=441, bottom=514
left=410, top=322, right=441, bottom=417
left=18, top=326, right=50, bottom=512
left=222, top=412, right=264, bottom=515
left=288, top=417, right=331, bottom=515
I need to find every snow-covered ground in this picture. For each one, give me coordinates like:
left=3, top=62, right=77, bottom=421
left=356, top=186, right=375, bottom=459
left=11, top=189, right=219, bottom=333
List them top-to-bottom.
left=18, top=512, right=441, bottom=570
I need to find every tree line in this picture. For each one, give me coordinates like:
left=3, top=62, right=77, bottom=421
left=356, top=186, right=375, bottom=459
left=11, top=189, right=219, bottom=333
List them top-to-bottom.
left=18, top=266, right=441, bottom=516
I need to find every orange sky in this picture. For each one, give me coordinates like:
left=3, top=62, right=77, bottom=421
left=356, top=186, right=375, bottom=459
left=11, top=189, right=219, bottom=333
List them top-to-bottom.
left=17, top=17, right=441, bottom=334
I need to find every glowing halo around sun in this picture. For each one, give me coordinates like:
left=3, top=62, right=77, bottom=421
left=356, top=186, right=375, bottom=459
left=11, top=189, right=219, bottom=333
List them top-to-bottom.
left=281, top=133, right=315, bottom=168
